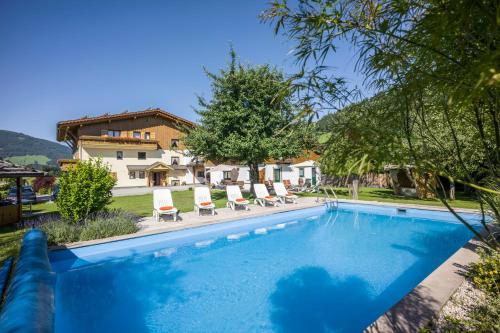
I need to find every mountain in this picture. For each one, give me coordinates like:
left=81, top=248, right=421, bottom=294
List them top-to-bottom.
left=0, top=130, right=71, bottom=167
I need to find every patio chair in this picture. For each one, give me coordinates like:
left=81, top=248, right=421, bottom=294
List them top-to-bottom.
left=283, top=179, right=292, bottom=189
left=273, top=182, right=298, bottom=204
left=253, top=183, right=279, bottom=207
left=226, top=185, right=250, bottom=211
left=194, top=186, right=216, bottom=216
left=153, top=189, right=178, bottom=222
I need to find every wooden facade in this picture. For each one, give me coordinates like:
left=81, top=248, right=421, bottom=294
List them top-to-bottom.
left=57, top=109, right=195, bottom=153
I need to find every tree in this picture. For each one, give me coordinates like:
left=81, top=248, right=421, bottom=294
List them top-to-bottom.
left=263, top=0, right=499, bottom=249
left=185, top=49, right=309, bottom=193
left=57, top=158, right=116, bottom=223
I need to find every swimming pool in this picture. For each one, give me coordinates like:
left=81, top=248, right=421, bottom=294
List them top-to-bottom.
left=49, top=203, right=480, bottom=333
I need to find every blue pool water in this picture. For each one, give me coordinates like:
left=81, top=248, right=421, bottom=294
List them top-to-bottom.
left=50, top=204, right=480, bottom=333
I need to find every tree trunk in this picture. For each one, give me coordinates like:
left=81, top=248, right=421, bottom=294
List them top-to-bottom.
left=248, top=163, right=260, bottom=196
left=352, top=176, right=359, bottom=200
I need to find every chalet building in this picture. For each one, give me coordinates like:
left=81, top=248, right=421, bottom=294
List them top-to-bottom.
left=56, top=108, right=206, bottom=187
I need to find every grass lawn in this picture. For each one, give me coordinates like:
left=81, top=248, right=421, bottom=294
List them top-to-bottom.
left=1, top=187, right=477, bottom=265
left=299, top=187, right=480, bottom=210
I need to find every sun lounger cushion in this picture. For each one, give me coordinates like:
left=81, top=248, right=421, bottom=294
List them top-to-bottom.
left=265, top=196, right=274, bottom=199
left=235, top=198, right=246, bottom=202
left=200, top=202, right=212, bottom=206
left=159, top=205, right=174, bottom=211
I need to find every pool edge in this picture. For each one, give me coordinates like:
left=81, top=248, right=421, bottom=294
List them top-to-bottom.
left=49, top=199, right=480, bottom=252
left=364, top=229, right=488, bottom=333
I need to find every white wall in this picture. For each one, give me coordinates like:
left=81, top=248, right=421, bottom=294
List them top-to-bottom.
left=81, top=147, right=194, bottom=187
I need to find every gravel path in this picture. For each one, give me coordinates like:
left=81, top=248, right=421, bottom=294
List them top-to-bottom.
left=434, top=279, right=486, bottom=332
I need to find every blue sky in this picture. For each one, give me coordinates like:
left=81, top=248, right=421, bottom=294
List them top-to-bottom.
left=0, top=0, right=364, bottom=142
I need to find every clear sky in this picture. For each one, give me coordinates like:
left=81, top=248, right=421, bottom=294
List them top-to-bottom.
left=0, top=0, right=364, bottom=142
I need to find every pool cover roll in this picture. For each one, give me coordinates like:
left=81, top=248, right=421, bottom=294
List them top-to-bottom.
left=0, top=229, right=55, bottom=333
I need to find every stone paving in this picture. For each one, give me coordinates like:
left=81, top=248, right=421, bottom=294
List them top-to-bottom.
left=137, top=196, right=323, bottom=233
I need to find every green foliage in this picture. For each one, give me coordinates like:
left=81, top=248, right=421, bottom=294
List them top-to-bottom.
left=264, top=0, right=500, bottom=249
left=185, top=48, right=311, bottom=184
left=0, top=130, right=71, bottom=166
left=57, top=158, right=116, bottom=223
left=41, top=209, right=138, bottom=245
left=78, top=210, right=139, bottom=241
left=41, top=220, right=80, bottom=245
left=469, top=249, right=500, bottom=295
left=441, top=295, right=500, bottom=332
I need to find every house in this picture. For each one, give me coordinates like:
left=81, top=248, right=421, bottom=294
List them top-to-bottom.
left=56, top=108, right=206, bottom=187
left=206, top=151, right=321, bottom=189
left=260, top=151, right=321, bottom=186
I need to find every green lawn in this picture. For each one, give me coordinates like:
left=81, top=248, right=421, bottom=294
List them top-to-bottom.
left=1, top=187, right=477, bottom=265
left=298, top=187, right=480, bottom=210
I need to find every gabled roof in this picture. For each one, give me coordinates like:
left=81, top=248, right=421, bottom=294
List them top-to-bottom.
left=57, top=108, right=196, bottom=141
left=0, top=159, right=45, bottom=178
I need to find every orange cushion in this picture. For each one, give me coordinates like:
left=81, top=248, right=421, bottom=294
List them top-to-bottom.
left=286, top=193, right=295, bottom=196
left=265, top=196, right=274, bottom=199
left=235, top=198, right=247, bottom=202
left=200, top=201, right=212, bottom=206
left=159, top=205, right=174, bottom=211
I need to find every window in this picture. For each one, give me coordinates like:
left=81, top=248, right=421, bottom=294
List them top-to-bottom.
left=107, top=130, right=121, bottom=137
left=133, top=131, right=141, bottom=139
left=144, top=132, right=151, bottom=140
left=171, top=139, right=179, bottom=148
left=116, top=151, right=123, bottom=160
left=138, top=152, right=146, bottom=160
left=171, top=156, right=179, bottom=166
left=299, top=167, right=305, bottom=177
left=197, top=170, right=205, bottom=178
left=129, top=171, right=136, bottom=179
left=139, top=171, right=145, bottom=179
left=223, top=171, right=231, bottom=180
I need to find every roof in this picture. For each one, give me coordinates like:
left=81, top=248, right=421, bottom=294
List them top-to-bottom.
left=57, top=108, right=196, bottom=141
left=0, top=160, right=45, bottom=178
left=291, top=160, right=317, bottom=168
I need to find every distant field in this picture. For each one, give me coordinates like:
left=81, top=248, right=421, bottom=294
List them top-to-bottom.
left=6, top=155, right=51, bottom=166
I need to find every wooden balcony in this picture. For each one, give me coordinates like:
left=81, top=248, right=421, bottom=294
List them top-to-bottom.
left=79, top=135, right=158, bottom=150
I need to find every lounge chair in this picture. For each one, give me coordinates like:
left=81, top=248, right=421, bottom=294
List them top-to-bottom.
left=273, top=182, right=298, bottom=204
left=253, top=183, right=279, bottom=207
left=226, top=185, right=250, bottom=211
left=194, top=186, right=216, bottom=216
left=153, top=189, right=178, bottom=222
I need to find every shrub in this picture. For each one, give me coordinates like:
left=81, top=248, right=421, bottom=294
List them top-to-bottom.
left=57, top=158, right=116, bottom=223
left=32, top=176, right=56, bottom=193
left=41, top=210, right=138, bottom=245
left=78, top=210, right=139, bottom=241
left=41, top=220, right=80, bottom=245
left=469, top=249, right=500, bottom=295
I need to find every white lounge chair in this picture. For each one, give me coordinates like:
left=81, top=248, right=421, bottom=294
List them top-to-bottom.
left=273, top=182, right=298, bottom=204
left=253, top=183, right=279, bottom=207
left=226, top=185, right=250, bottom=211
left=194, top=186, right=216, bottom=216
left=153, top=189, right=178, bottom=222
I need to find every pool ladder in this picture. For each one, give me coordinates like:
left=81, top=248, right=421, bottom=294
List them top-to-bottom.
left=315, top=186, right=339, bottom=210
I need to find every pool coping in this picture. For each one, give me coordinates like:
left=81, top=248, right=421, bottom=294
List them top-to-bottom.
left=48, top=199, right=480, bottom=251
left=364, top=228, right=489, bottom=333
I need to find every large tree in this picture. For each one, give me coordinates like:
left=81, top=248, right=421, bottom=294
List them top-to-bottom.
left=264, top=0, right=499, bottom=248
left=185, top=50, right=310, bottom=192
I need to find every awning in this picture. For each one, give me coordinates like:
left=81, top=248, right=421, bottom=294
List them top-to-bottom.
left=291, top=160, right=316, bottom=168
left=127, top=162, right=174, bottom=172
left=209, top=164, right=236, bottom=172
left=127, top=165, right=150, bottom=171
